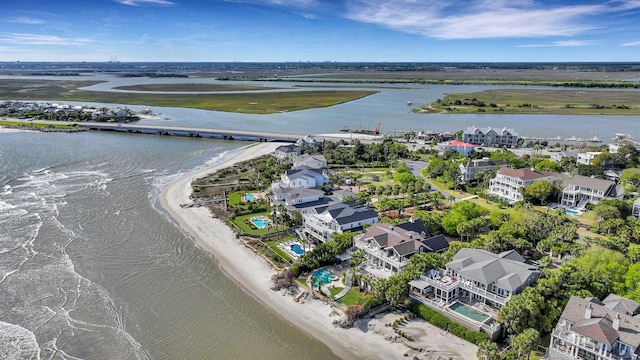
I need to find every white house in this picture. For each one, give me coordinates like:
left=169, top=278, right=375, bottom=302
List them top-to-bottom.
left=462, top=126, right=518, bottom=147
left=441, top=140, right=475, bottom=156
left=274, top=144, right=300, bottom=163
left=577, top=151, right=603, bottom=166
left=293, top=154, right=327, bottom=169
left=458, top=158, right=507, bottom=184
left=280, top=167, right=327, bottom=188
left=488, top=168, right=559, bottom=204
left=561, top=175, right=624, bottom=210
left=272, top=186, right=325, bottom=206
left=303, top=202, right=378, bottom=243
left=354, top=221, right=449, bottom=277
left=409, top=249, right=539, bottom=340
left=548, top=294, right=640, bottom=360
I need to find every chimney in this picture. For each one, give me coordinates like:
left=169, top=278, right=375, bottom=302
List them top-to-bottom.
left=585, top=303, right=593, bottom=319
left=613, top=313, right=621, bottom=331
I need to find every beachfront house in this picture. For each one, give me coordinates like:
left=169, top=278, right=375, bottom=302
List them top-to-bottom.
left=462, top=126, right=518, bottom=147
left=274, top=144, right=301, bottom=163
left=293, top=154, right=327, bottom=169
left=458, top=158, right=507, bottom=184
left=280, top=167, right=328, bottom=188
left=488, top=167, right=560, bottom=204
left=560, top=175, right=624, bottom=210
left=272, top=186, right=325, bottom=206
left=303, top=202, right=378, bottom=243
left=354, top=220, right=449, bottom=279
left=409, top=249, right=539, bottom=340
left=548, top=294, right=640, bottom=360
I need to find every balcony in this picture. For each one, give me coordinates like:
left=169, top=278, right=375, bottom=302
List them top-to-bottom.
left=458, top=280, right=510, bottom=306
left=551, top=328, right=637, bottom=360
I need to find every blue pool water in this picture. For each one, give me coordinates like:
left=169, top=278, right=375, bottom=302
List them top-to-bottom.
left=243, top=193, right=254, bottom=202
left=564, top=208, right=580, bottom=216
left=250, top=217, right=269, bottom=229
left=290, top=244, right=305, bottom=255
left=311, top=269, right=338, bottom=286
left=450, top=302, right=490, bottom=322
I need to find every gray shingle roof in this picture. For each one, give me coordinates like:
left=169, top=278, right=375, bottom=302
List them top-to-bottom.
left=563, top=175, right=617, bottom=193
left=447, top=248, right=539, bottom=292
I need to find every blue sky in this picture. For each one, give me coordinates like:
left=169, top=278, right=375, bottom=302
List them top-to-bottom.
left=2, top=0, right=640, bottom=62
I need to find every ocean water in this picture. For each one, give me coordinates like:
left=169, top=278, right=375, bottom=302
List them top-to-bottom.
left=3, top=75, right=640, bottom=359
left=0, top=131, right=340, bottom=360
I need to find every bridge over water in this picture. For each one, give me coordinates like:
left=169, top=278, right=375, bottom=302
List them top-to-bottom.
left=79, top=123, right=303, bottom=142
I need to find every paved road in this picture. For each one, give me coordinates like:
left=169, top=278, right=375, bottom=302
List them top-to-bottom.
left=404, top=160, right=451, bottom=199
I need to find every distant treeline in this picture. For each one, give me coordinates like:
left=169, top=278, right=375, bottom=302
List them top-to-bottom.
left=1, top=61, right=639, bottom=73
left=119, top=73, right=189, bottom=78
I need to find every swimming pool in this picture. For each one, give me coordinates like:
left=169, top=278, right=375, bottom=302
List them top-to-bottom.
left=243, top=193, right=254, bottom=202
left=564, top=208, right=580, bottom=216
left=250, top=217, right=269, bottom=229
left=290, top=243, right=305, bottom=255
left=310, top=268, right=338, bottom=286
left=450, top=302, right=490, bottom=322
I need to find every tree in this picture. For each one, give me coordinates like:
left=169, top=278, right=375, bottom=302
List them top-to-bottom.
left=426, top=157, right=446, bottom=178
left=534, top=159, right=561, bottom=172
left=621, top=168, right=640, bottom=190
left=522, top=180, right=555, bottom=205
left=498, top=287, right=545, bottom=335
left=510, top=328, right=540, bottom=360
left=477, top=341, right=500, bottom=360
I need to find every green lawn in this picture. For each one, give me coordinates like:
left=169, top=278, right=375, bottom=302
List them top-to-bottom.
left=228, top=192, right=243, bottom=207
left=231, top=212, right=272, bottom=236
left=265, top=240, right=294, bottom=263
left=330, top=287, right=344, bottom=297
left=339, top=288, right=365, bottom=306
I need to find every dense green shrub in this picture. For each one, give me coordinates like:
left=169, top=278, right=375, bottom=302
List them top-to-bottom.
left=409, top=303, right=490, bottom=345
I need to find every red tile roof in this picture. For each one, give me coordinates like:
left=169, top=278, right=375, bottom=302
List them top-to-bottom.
left=497, top=167, right=558, bottom=181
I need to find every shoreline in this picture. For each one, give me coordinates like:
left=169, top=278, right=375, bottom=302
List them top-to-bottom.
left=158, top=142, right=477, bottom=360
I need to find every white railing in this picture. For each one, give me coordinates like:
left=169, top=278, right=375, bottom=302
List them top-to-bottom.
left=459, top=281, right=510, bottom=305
left=551, top=329, right=636, bottom=360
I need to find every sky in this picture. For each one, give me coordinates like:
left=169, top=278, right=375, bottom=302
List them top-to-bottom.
left=2, top=0, right=640, bottom=62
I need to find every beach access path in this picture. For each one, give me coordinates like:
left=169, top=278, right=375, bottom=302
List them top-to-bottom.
left=159, top=142, right=478, bottom=360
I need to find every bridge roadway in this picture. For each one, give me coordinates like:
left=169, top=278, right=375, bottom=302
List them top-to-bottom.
left=78, top=122, right=303, bottom=142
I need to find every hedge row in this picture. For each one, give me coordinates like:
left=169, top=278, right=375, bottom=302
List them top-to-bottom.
left=409, top=303, right=490, bottom=345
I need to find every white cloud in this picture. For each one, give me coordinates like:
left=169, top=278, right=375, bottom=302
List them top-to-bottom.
left=114, top=0, right=174, bottom=6
left=223, top=0, right=318, bottom=9
left=344, top=0, right=639, bottom=39
left=6, top=17, right=45, bottom=25
left=0, top=33, right=92, bottom=46
left=518, top=40, right=595, bottom=47
left=621, top=41, right=640, bottom=46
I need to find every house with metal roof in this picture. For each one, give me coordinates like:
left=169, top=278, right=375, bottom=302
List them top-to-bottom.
left=280, top=166, right=328, bottom=188
left=561, top=175, right=624, bottom=210
left=272, top=186, right=325, bottom=206
left=302, top=202, right=379, bottom=243
left=548, top=295, right=640, bottom=360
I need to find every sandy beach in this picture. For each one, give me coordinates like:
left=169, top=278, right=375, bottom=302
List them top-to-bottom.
left=159, top=142, right=478, bottom=360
